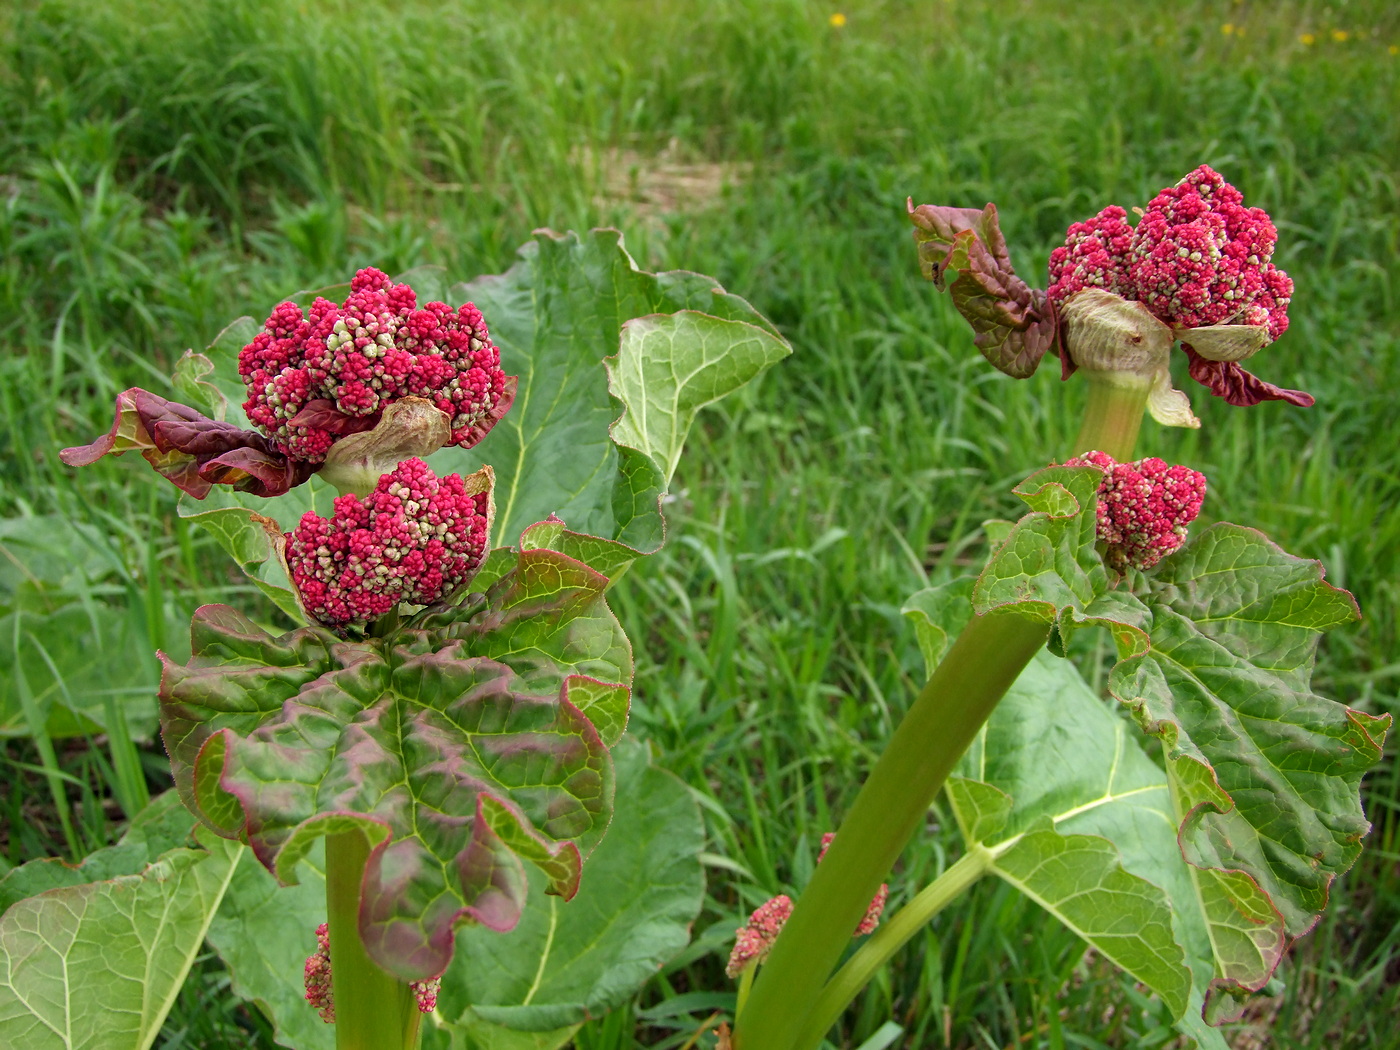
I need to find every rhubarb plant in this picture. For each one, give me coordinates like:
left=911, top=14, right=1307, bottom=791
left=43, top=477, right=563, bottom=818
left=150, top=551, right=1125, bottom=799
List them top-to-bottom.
left=727, top=167, right=1388, bottom=1050
left=0, top=231, right=787, bottom=1050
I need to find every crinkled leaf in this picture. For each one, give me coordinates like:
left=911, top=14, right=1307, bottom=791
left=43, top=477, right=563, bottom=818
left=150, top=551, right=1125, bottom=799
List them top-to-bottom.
left=906, top=199, right=1058, bottom=378
left=429, top=229, right=789, bottom=552
left=172, top=350, right=229, bottom=421
left=60, top=388, right=313, bottom=498
left=971, top=465, right=1151, bottom=654
left=1110, top=524, right=1388, bottom=939
left=159, top=546, right=631, bottom=981
left=441, top=737, right=704, bottom=1032
left=0, top=828, right=243, bottom=1050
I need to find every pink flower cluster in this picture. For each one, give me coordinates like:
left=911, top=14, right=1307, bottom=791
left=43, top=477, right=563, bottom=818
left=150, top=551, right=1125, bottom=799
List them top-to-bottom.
left=1048, top=166, right=1292, bottom=340
left=240, top=268, right=512, bottom=463
left=1068, top=451, right=1207, bottom=571
left=285, top=458, right=489, bottom=627
left=724, top=832, right=889, bottom=979
left=818, top=833, right=888, bottom=936
left=726, top=894, right=793, bottom=978
left=303, top=922, right=441, bottom=1023
left=304, top=923, right=335, bottom=1023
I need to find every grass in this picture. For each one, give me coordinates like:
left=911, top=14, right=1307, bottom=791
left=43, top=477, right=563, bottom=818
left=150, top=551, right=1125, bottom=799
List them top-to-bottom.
left=2, top=0, right=1399, bottom=1046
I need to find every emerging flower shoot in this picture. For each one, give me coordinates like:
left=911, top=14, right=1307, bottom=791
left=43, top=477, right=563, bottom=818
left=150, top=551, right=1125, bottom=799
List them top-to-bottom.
left=910, top=165, right=1310, bottom=429
left=1049, top=165, right=1307, bottom=415
left=1067, top=450, right=1207, bottom=571
left=285, top=458, right=492, bottom=627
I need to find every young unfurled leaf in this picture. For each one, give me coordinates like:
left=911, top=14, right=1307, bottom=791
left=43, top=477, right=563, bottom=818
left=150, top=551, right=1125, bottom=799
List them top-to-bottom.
left=906, top=199, right=1058, bottom=379
left=429, top=229, right=791, bottom=551
left=60, top=388, right=314, bottom=498
left=159, top=545, right=631, bottom=981
left=0, top=828, right=243, bottom=1050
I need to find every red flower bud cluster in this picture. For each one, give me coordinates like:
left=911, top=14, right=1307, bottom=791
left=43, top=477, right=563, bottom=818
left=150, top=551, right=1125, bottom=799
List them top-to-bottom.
left=1048, top=166, right=1292, bottom=341
left=240, top=268, right=512, bottom=463
left=1068, top=451, right=1207, bottom=571
left=285, top=458, right=489, bottom=627
left=724, top=831, right=889, bottom=979
left=818, top=832, right=888, bottom=936
left=726, top=895, right=793, bottom=978
left=303, top=921, right=442, bottom=1023
left=304, top=923, right=335, bottom=1023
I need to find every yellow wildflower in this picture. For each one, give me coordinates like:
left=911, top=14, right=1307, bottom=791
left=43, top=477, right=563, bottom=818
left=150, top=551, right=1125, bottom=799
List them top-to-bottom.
left=829, top=12, right=847, bottom=27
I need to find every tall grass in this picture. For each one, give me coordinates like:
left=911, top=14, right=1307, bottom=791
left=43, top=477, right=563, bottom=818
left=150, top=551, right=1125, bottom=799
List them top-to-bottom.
left=2, top=0, right=1398, bottom=1046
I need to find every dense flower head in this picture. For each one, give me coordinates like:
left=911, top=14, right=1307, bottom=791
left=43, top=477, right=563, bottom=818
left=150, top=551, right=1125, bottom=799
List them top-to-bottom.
left=1047, top=166, right=1292, bottom=342
left=1047, top=205, right=1136, bottom=305
left=240, top=268, right=512, bottom=463
left=1068, top=451, right=1207, bottom=571
left=285, top=458, right=489, bottom=627
left=818, top=832, right=887, bottom=936
left=726, top=895, right=793, bottom=978
left=304, top=921, right=442, bottom=1022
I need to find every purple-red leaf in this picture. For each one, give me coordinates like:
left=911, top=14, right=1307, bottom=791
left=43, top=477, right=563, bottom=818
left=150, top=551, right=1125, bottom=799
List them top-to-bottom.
left=907, top=199, right=1059, bottom=379
left=1182, top=344, right=1315, bottom=408
left=61, top=388, right=313, bottom=497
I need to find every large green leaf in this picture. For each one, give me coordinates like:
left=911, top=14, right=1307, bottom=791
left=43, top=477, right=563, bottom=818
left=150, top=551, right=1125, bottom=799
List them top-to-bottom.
left=431, top=229, right=790, bottom=551
left=1109, top=525, right=1389, bottom=940
left=159, top=545, right=632, bottom=981
left=941, top=652, right=1192, bottom=1027
left=441, top=737, right=705, bottom=1033
left=0, top=791, right=197, bottom=914
left=0, top=828, right=242, bottom=1050
left=205, top=839, right=334, bottom=1050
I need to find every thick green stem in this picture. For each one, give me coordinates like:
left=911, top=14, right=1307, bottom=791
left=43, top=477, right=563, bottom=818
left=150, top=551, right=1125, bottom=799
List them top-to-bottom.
left=1073, top=373, right=1151, bottom=461
left=731, top=611, right=1049, bottom=1050
left=325, top=830, right=421, bottom=1050
left=794, top=848, right=991, bottom=1050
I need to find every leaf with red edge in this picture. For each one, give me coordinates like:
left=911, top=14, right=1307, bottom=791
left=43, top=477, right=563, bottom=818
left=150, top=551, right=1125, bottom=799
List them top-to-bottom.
left=906, top=199, right=1059, bottom=379
left=1182, top=344, right=1315, bottom=408
left=60, top=388, right=313, bottom=498
left=157, top=544, right=630, bottom=981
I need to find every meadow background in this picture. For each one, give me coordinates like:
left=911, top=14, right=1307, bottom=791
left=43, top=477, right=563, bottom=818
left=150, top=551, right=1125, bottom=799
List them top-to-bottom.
left=2, top=0, right=1398, bottom=1046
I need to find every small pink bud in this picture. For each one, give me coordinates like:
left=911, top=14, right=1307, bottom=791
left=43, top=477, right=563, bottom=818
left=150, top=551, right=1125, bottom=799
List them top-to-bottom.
left=1067, top=451, right=1207, bottom=571
left=818, top=832, right=887, bottom=936
left=726, top=895, right=793, bottom=978
left=303, top=922, right=442, bottom=1021
left=304, top=923, right=336, bottom=1023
